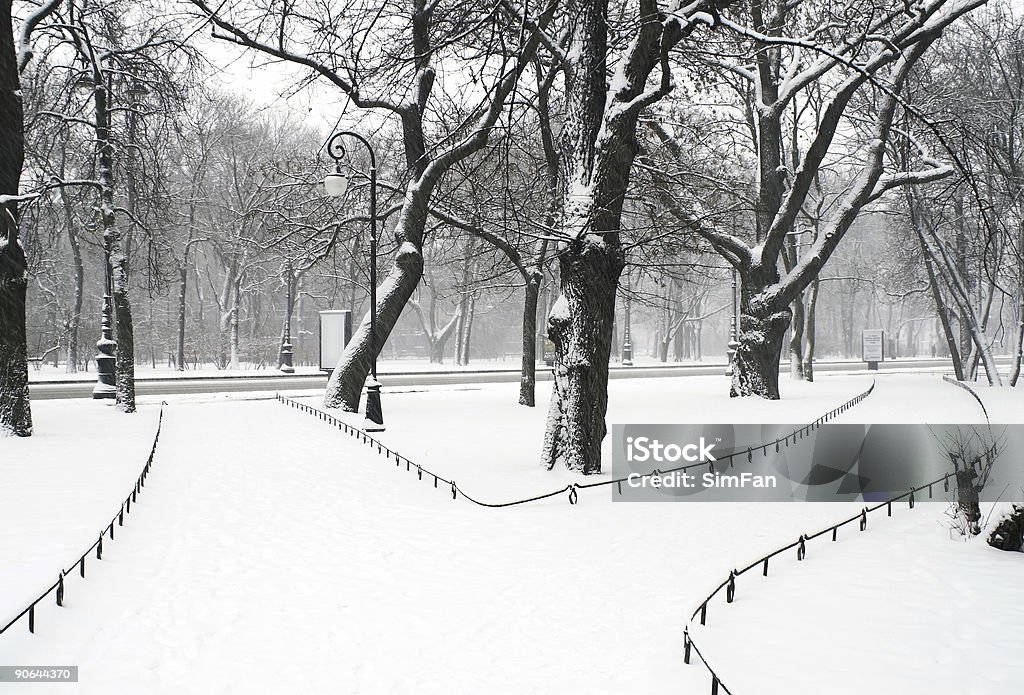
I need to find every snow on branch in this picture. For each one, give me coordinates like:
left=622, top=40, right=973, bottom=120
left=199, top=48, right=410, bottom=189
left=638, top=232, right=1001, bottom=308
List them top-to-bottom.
left=16, top=0, right=62, bottom=74
left=188, top=0, right=400, bottom=113
left=420, top=0, right=558, bottom=184
left=867, top=162, right=954, bottom=203
left=0, top=178, right=102, bottom=208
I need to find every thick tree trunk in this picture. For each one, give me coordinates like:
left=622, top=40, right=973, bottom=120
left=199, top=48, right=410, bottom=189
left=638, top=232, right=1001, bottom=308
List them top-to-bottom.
left=0, top=0, right=31, bottom=436
left=0, top=229, right=31, bottom=436
left=542, top=240, right=624, bottom=473
left=324, top=241, right=424, bottom=411
left=731, top=268, right=791, bottom=400
left=112, top=272, right=135, bottom=412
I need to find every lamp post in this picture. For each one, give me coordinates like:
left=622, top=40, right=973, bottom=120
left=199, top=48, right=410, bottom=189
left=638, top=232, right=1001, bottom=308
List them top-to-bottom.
left=324, top=131, right=384, bottom=431
left=92, top=255, right=117, bottom=399
left=279, top=259, right=295, bottom=373
left=725, top=269, right=739, bottom=376
left=622, top=271, right=634, bottom=366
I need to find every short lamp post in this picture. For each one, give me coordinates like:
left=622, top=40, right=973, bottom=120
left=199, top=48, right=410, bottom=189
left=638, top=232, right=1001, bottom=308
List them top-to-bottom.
left=324, top=131, right=384, bottom=431
left=725, top=269, right=739, bottom=377
left=622, top=271, right=634, bottom=366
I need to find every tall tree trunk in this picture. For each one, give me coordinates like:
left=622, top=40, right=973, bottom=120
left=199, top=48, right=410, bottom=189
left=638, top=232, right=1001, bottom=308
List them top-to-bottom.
left=0, top=0, right=31, bottom=435
left=94, top=69, right=135, bottom=412
left=64, top=192, right=83, bottom=373
left=455, top=238, right=474, bottom=365
left=542, top=240, right=624, bottom=472
left=176, top=263, right=187, bottom=370
left=519, top=269, right=542, bottom=406
left=802, top=278, right=818, bottom=381
left=229, top=284, right=240, bottom=370
left=461, top=293, right=475, bottom=364
left=789, top=293, right=805, bottom=379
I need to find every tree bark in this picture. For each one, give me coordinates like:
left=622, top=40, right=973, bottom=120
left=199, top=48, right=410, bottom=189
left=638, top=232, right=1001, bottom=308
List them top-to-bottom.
left=0, top=0, right=31, bottom=435
left=541, top=0, right=698, bottom=471
left=63, top=189, right=83, bottom=373
left=542, top=239, right=624, bottom=472
left=325, top=240, right=424, bottom=409
left=731, top=262, right=791, bottom=399
left=176, top=263, right=187, bottom=370
left=519, top=270, right=541, bottom=405
left=802, top=278, right=818, bottom=381
left=460, top=293, right=475, bottom=364
left=789, top=294, right=804, bottom=379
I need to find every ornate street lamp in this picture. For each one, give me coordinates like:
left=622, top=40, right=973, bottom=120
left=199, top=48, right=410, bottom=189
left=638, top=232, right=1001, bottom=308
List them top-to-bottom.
left=324, top=131, right=384, bottom=431
left=279, top=259, right=295, bottom=373
left=725, top=269, right=739, bottom=376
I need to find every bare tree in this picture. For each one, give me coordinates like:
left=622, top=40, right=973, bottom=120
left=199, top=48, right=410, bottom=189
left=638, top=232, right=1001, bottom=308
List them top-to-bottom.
left=652, top=0, right=984, bottom=399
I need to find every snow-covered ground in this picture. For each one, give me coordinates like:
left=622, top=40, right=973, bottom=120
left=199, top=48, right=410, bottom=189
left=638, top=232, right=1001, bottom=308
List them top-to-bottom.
left=1, top=373, right=1021, bottom=694
left=691, top=502, right=1024, bottom=695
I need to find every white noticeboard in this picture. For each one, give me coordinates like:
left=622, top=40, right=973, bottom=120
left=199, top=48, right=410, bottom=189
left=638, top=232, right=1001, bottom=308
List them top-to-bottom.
left=319, top=310, right=352, bottom=372
left=862, top=329, right=884, bottom=364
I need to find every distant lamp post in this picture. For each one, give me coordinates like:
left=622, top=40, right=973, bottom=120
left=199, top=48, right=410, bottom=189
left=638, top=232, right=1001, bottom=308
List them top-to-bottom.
left=324, top=131, right=384, bottom=431
left=93, top=258, right=116, bottom=399
left=279, top=260, right=295, bottom=374
left=725, top=269, right=739, bottom=376
left=622, top=272, right=634, bottom=366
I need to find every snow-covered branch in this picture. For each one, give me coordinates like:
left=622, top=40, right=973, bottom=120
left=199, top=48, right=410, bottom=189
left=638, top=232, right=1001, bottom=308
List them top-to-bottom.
left=16, top=0, right=62, bottom=73
left=188, top=0, right=401, bottom=113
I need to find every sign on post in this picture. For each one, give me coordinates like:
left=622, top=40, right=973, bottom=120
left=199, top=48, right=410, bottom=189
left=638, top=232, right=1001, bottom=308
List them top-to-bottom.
left=319, top=310, right=352, bottom=372
left=862, top=329, right=884, bottom=370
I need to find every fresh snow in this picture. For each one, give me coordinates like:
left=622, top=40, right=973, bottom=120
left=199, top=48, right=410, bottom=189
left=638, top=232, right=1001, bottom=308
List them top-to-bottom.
left=1, top=373, right=1021, bottom=694
left=690, top=502, right=1024, bottom=695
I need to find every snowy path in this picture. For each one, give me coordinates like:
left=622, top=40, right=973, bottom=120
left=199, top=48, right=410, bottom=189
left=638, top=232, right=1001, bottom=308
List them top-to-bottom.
left=829, top=373, right=989, bottom=424
left=3, top=399, right=861, bottom=695
left=691, top=503, right=1024, bottom=695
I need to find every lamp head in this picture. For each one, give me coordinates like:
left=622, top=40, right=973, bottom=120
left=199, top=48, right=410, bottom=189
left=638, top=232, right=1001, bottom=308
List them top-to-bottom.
left=323, top=171, right=349, bottom=197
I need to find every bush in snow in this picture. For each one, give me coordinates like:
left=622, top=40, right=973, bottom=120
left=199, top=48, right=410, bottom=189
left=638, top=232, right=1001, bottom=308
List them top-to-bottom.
left=987, top=505, right=1024, bottom=552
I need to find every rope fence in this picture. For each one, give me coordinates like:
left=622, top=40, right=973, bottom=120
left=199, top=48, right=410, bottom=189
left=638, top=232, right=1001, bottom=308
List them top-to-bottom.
left=275, top=379, right=875, bottom=508
left=0, top=402, right=167, bottom=637
left=681, top=439, right=999, bottom=694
